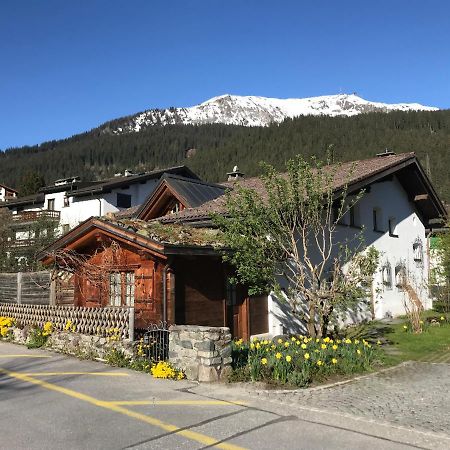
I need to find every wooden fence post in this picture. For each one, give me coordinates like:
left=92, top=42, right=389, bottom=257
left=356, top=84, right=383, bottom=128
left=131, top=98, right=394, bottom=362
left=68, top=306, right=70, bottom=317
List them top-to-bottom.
left=16, top=272, right=22, bottom=305
left=50, top=274, right=57, bottom=306
left=128, top=307, right=135, bottom=341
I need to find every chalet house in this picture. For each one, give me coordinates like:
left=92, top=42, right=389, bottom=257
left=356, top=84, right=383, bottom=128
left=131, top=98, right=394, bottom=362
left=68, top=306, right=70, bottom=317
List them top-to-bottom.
left=39, top=152, right=446, bottom=339
left=4, top=166, right=198, bottom=251
left=0, top=183, right=18, bottom=203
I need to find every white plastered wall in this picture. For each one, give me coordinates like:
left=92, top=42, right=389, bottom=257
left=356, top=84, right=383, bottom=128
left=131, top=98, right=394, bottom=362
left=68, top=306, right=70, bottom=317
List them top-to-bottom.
left=266, top=176, right=430, bottom=336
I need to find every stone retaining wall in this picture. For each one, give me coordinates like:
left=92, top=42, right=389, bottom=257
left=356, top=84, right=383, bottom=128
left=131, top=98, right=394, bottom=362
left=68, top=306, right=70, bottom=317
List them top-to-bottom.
left=169, top=325, right=232, bottom=382
left=10, top=327, right=133, bottom=360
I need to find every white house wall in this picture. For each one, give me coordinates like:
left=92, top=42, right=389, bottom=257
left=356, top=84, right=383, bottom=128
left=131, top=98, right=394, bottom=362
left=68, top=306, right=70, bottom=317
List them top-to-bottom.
left=267, top=176, right=430, bottom=337
left=10, top=178, right=161, bottom=233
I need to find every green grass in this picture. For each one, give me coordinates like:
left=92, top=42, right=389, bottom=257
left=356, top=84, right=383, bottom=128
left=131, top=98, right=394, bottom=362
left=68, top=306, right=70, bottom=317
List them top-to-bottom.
left=341, top=312, right=450, bottom=365
left=384, top=319, right=450, bottom=364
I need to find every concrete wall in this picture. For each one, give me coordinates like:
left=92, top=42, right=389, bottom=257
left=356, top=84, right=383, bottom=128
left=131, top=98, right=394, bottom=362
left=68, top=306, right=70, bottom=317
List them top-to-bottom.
left=268, top=176, right=431, bottom=336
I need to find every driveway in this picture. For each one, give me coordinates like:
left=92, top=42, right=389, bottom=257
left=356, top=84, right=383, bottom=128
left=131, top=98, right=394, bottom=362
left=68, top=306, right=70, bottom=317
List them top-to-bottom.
left=0, top=341, right=449, bottom=449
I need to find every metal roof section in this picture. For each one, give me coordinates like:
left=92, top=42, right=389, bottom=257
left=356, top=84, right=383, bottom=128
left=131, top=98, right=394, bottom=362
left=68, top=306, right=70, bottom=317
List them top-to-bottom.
left=163, top=174, right=227, bottom=208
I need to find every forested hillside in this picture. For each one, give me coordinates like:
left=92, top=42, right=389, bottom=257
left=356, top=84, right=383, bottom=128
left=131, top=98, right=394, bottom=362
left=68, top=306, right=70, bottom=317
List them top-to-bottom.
left=0, top=109, right=449, bottom=201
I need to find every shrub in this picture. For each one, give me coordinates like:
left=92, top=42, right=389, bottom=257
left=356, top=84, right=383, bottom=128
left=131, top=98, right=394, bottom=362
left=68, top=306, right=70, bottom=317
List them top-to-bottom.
left=25, top=321, right=53, bottom=349
left=105, top=348, right=131, bottom=367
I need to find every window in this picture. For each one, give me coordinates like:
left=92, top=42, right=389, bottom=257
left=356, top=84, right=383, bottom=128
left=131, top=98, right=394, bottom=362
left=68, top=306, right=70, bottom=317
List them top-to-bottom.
left=116, top=193, right=131, bottom=208
left=63, top=197, right=70, bottom=207
left=47, top=198, right=55, bottom=211
left=332, top=204, right=346, bottom=225
left=349, top=204, right=360, bottom=228
left=373, top=208, right=383, bottom=232
left=388, top=217, right=398, bottom=237
left=62, top=224, right=70, bottom=234
left=413, top=239, right=423, bottom=263
left=381, top=263, right=392, bottom=290
left=395, top=264, right=406, bottom=289
left=109, top=272, right=135, bottom=307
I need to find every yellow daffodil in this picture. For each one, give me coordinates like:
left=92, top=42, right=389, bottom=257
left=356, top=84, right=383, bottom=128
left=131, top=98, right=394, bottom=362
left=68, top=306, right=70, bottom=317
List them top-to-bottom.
left=277, top=338, right=283, bottom=344
left=284, top=341, right=290, bottom=348
left=301, top=343, right=307, bottom=349
left=321, top=344, right=327, bottom=350
left=332, top=344, right=338, bottom=350
left=275, top=352, right=282, bottom=359
left=304, top=353, right=310, bottom=360
left=286, top=355, right=292, bottom=362
left=261, top=358, right=268, bottom=365
left=332, top=358, right=338, bottom=364
left=317, top=360, right=323, bottom=366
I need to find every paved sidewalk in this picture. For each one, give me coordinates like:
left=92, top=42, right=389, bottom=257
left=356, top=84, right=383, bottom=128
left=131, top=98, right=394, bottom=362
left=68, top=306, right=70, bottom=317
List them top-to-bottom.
left=192, top=361, right=450, bottom=448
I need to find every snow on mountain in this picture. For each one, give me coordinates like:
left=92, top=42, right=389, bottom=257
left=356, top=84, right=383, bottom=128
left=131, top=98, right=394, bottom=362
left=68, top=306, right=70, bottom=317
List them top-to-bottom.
left=109, top=94, right=438, bottom=134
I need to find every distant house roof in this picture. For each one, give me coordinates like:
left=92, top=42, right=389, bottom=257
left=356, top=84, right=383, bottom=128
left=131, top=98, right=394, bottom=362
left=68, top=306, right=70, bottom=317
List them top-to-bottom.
left=157, top=152, right=447, bottom=228
left=5, top=165, right=199, bottom=208
left=70, top=166, right=199, bottom=199
left=136, top=174, right=227, bottom=221
left=0, top=183, right=18, bottom=194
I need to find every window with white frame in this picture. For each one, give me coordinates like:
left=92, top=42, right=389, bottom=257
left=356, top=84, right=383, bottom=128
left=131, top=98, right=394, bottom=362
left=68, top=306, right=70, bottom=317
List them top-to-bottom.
left=413, top=239, right=423, bottom=263
left=381, top=262, right=392, bottom=290
left=395, top=263, right=406, bottom=289
left=109, top=272, right=135, bottom=307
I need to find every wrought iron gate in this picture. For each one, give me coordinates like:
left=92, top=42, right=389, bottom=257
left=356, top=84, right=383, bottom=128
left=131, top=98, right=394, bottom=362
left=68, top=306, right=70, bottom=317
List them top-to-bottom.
left=142, top=322, right=169, bottom=362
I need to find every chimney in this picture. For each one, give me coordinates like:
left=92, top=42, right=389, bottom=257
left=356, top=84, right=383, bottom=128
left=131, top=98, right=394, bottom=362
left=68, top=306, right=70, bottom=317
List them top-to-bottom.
left=376, top=148, right=396, bottom=157
left=227, top=165, right=245, bottom=182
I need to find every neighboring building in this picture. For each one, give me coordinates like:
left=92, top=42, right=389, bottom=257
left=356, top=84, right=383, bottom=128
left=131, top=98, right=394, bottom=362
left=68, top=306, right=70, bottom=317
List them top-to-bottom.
left=40, top=152, right=446, bottom=339
left=4, top=166, right=199, bottom=248
left=0, top=184, right=18, bottom=203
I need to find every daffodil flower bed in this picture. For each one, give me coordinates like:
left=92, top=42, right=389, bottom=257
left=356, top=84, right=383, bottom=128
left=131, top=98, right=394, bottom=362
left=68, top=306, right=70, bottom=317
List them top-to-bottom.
left=0, top=316, right=15, bottom=338
left=27, top=321, right=54, bottom=349
left=232, top=335, right=381, bottom=387
left=150, top=361, right=185, bottom=380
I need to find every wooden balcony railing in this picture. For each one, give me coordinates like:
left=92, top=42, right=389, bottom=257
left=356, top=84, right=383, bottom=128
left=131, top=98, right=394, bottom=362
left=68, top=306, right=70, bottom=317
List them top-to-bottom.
left=11, top=210, right=60, bottom=222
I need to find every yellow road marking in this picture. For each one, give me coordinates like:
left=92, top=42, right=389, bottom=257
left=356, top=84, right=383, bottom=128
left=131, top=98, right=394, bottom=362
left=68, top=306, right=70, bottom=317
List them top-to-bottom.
left=0, top=354, right=52, bottom=358
left=0, top=368, right=246, bottom=450
left=22, top=372, right=130, bottom=377
left=108, top=400, right=247, bottom=406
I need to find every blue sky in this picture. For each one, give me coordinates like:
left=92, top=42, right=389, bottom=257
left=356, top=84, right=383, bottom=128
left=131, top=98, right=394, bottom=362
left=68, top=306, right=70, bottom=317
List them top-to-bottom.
left=1, top=0, right=449, bottom=149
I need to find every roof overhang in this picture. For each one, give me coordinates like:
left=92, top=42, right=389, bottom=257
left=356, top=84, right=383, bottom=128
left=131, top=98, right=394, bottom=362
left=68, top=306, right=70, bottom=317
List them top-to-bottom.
left=38, top=218, right=167, bottom=265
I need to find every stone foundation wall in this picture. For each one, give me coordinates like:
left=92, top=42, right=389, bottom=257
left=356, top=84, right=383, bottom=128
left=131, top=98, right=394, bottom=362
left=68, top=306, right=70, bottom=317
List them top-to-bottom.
left=169, top=325, right=232, bottom=382
left=10, top=327, right=134, bottom=360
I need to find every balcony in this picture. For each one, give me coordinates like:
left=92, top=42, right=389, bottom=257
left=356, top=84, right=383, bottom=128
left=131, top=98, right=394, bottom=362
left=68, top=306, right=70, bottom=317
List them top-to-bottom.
left=11, top=210, right=60, bottom=224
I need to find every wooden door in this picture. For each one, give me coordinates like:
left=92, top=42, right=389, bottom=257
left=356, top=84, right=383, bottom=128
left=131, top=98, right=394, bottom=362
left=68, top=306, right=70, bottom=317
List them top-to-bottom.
left=226, top=282, right=249, bottom=340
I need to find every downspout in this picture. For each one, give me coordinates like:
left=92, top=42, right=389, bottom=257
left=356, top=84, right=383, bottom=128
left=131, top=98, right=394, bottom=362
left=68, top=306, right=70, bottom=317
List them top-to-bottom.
left=96, top=198, right=102, bottom=217
left=163, top=264, right=168, bottom=323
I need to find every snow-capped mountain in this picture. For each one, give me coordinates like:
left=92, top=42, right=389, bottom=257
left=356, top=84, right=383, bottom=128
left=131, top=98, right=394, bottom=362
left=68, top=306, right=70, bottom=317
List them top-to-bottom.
left=108, top=94, right=438, bottom=134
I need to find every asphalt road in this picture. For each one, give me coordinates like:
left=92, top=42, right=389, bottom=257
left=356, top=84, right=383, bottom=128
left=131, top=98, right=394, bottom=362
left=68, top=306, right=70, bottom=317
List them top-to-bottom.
left=0, top=341, right=448, bottom=450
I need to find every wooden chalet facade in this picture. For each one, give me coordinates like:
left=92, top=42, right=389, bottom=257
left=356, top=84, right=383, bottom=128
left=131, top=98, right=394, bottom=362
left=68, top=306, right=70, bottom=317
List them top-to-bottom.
left=40, top=218, right=268, bottom=339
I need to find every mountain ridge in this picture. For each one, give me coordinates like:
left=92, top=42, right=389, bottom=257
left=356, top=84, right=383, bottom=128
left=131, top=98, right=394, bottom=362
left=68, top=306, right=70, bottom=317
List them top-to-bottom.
left=103, top=93, right=438, bottom=134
